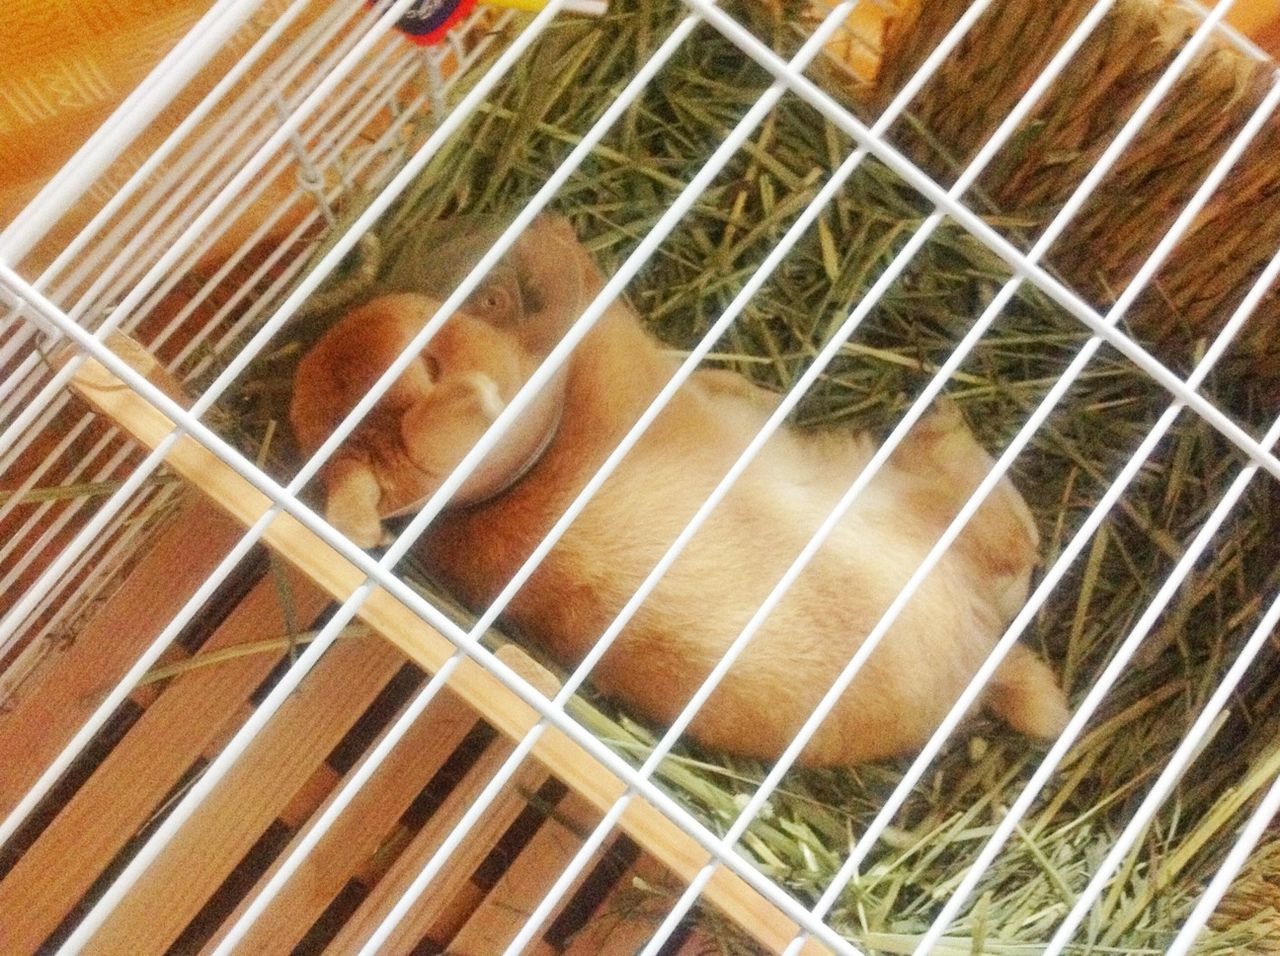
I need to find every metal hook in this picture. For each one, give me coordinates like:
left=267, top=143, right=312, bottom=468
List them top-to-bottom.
left=419, top=46, right=449, bottom=120
left=273, top=94, right=338, bottom=228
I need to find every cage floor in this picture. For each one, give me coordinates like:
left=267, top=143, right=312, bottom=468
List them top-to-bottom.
left=0, top=496, right=716, bottom=954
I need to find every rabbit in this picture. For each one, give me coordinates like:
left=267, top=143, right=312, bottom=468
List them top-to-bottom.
left=289, top=214, right=1069, bottom=766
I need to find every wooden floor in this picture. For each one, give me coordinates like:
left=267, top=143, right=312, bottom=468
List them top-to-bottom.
left=1229, top=0, right=1280, bottom=57
left=0, top=497, right=725, bottom=954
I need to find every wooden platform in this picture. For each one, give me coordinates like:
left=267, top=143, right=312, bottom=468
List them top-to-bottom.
left=0, top=496, right=726, bottom=954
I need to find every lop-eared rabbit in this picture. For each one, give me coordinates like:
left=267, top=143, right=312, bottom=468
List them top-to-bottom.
left=290, top=215, right=1069, bottom=765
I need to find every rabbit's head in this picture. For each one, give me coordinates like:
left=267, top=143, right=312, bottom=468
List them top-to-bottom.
left=289, top=214, right=614, bottom=547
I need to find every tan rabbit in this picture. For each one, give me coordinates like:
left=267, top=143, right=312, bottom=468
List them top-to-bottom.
left=289, top=214, right=1069, bottom=766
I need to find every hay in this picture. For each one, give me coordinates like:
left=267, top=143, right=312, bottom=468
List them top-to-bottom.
left=199, top=0, right=1280, bottom=950
left=867, top=0, right=1280, bottom=395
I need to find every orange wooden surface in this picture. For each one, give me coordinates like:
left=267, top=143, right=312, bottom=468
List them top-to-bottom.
left=0, top=0, right=320, bottom=274
left=0, top=498, right=243, bottom=817
left=0, top=561, right=331, bottom=953
left=83, top=631, right=406, bottom=954
left=206, top=686, right=483, bottom=954
left=328, top=735, right=553, bottom=951
left=450, top=789, right=603, bottom=955
left=561, top=853, right=682, bottom=955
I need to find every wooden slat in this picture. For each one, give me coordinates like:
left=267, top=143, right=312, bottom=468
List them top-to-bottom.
left=69, top=344, right=830, bottom=954
left=0, top=496, right=244, bottom=817
left=0, top=562, right=327, bottom=953
left=81, top=629, right=406, bottom=954
left=205, top=686, right=483, bottom=954
left=328, top=731, right=551, bottom=951
left=279, top=763, right=343, bottom=830
left=449, top=789, right=600, bottom=955
left=561, top=853, right=680, bottom=956
left=677, top=929, right=725, bottom=955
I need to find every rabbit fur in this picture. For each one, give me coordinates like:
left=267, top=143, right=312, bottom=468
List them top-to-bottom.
left=289, top=214, right=1070, bottom=766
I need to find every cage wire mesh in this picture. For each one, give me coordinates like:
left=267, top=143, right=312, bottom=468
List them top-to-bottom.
left=1, top=0, right=1279, bottom=952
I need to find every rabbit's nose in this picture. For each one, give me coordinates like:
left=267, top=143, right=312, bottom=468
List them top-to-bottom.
left=423, top=352, right=442, bottom=382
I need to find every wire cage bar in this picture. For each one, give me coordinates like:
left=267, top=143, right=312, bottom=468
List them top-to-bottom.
left=2, top=0, right=1279, bottom=952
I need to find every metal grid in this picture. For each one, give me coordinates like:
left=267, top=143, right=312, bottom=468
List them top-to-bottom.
left=0, top=0, right=508, bottom=689
left=1, top=0, right=1278, bottom=952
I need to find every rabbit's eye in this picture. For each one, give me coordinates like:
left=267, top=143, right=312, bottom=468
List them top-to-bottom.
left=473, top=287, right=523, bottom=325
left=470, top=288, right=502, bottom=313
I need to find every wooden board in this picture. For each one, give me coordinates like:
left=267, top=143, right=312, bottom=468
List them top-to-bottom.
left=0, top=496, right=245, bottom=819
left=0, top=559, right=331, bottom=952
left=81, top=630, right=405, bottom=954
left=205, top=686, right=484, bottom=954
left=327, top=731, right=552, bottom=952
left=449, top=789, right=602, bottom=955
left=561, top=853, right=684, bottom=955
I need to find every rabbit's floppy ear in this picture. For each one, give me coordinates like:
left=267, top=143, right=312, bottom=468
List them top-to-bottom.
left=376, top=213, right=602, bottom=351
left=378, top=214, right=510, bottom=298
left=508, top=215, right=602, bottom=352
left=379, top=216, right=526, bottom=328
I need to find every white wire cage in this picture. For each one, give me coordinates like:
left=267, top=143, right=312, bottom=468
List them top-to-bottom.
left=1, top=0, right=1279, bottom=952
